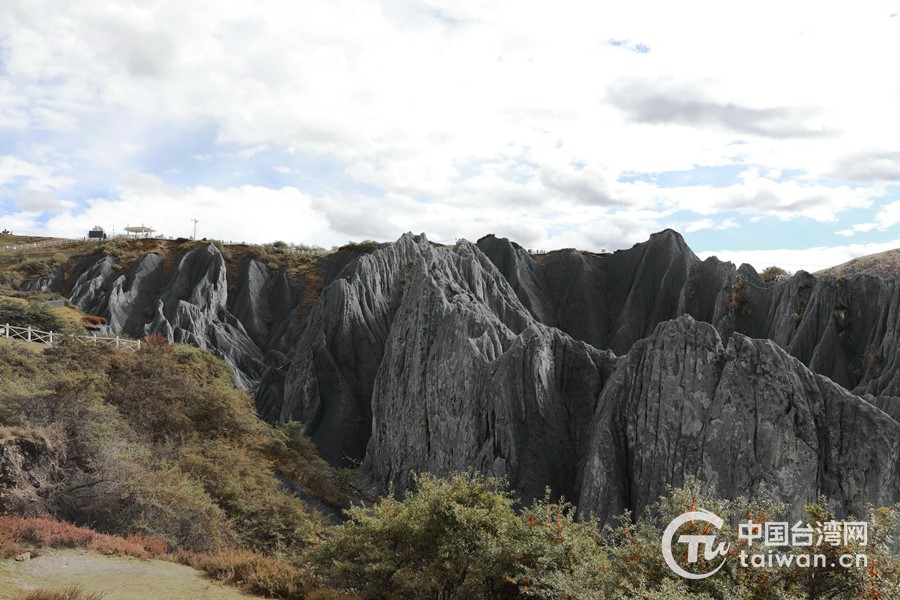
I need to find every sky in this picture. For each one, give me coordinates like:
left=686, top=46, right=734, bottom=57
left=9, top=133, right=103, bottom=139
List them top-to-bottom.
left=2, top=1, right=900, bottom=272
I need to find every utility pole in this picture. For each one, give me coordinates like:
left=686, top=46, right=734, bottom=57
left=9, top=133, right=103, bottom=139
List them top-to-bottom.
left=191, top=218, right=199, bottom=240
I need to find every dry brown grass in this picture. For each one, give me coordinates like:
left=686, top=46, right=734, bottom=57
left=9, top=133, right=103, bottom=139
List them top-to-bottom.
left=817, top=247, right=900, bottom=279
left=296, top=263, right=324, bottom=317
left=726, top=279, right=753, bottom=316
left=0, top=516, right=168, bottom=560
left=177, top=548, right=314, bottom=599
left=12, top=584, right=106, bottom=600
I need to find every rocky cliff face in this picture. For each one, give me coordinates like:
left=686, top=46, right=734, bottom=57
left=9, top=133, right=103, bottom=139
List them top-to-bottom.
left=23, top=230, right=900, bottom=522
left=477, top=231, right=900, bottom=398
left=32, top=243, right=315, bottom=393
left=578, top=315, right=900, bottom=522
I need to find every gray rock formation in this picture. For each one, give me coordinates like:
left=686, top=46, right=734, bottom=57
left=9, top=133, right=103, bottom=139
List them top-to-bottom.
left=16, top=230, right=900, bottom=522
left=477, top=231, right=900, bottom=398
left=280, top=233, right=618, bottom=502
left=19, top=244, right=299, bottom=392
left=143, top=244, right=265, bottom=390
left=99, top=253, right=164, bottom=335
left=68, top=255, right=118, bottom=311
left=18, top=265, right=65, bottom=293
left=578, top=315, right=900, bottom=521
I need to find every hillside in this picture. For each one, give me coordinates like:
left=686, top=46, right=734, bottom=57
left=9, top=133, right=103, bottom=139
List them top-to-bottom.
left=816, top=246, right=900, bottom=279
left=0, top=326, right=353, bottom=598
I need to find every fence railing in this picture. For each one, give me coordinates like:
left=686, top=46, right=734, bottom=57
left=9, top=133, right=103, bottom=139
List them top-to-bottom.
left=0, top=239, right=79, bottom=252
left=39, top=300, right=67, bottom=308
left=1, top=323, right=141, bottom=352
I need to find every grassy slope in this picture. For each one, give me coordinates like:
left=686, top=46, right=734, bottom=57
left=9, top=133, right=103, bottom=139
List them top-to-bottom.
left=816, top=247, right=900, bottom=279
left=0, top=550, right=263, bottom=600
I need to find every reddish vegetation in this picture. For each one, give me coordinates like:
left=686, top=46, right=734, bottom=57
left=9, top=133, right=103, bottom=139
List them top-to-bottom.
left=81, top=315, right=108, bottom=328
left=142, top=332, right=170, bottom=350
left=0, top=516, right=167, bottom=560
left=0, top=516, right=328, bottom=598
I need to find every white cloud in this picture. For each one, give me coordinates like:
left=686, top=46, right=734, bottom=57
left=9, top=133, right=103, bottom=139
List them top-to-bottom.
left=1, top=0, right=899, bottom=253
left=0, top=155, right=73, bottom=194
left=40, top=182, right=338, bottom=247
left=874, top=200, right=900, bottom=230
left=833, top=201, right=900, bottom=236
left=716, top=218, right=739, bottom=230
left=685, top=219, right=714, bottom=233
left=698, top=239, right=900, bottom=274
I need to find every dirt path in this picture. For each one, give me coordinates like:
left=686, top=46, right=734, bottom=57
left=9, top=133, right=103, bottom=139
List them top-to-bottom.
left=0, top=549, right=262, bottom=600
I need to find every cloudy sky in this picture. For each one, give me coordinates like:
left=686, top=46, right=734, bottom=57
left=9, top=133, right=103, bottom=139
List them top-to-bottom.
left=2, top=1, right=900, bottom=271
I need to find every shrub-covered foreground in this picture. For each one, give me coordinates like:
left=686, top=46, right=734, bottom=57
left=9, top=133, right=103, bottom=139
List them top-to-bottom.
left=0, top=339, right=350, bottom=598
left=0, top=341, right=341, bottom=556
left=9, top=473, right=898, bottom=599
left=313, top=473, right=900, bottom=599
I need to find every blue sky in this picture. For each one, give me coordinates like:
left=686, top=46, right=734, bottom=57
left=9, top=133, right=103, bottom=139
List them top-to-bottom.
left=2, top=1, right=900, bottom=271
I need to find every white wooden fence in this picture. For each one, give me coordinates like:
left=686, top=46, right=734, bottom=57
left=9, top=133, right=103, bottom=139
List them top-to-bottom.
left=1, top=323, right=141, bottom=352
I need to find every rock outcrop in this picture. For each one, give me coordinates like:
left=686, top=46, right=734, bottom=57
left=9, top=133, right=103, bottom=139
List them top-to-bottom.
left=477, top=231, right=900, bottom=398
left=24, top=244, right=306, bottom=393
left=142, top=244, right=271, bottom=390
left=99, top=253, right=164, bottom=335
left=578, top=315, right=900, bottom=522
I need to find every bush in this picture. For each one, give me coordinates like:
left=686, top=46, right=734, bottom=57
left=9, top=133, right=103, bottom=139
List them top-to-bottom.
left=338, top=240, right=380, bottom=253
left=244, top=242, right=318, bottom=270
left=761, top=266, right=791, bottom=283
left=726, top=279, right=752, bottom=316
left=0, top=299, right=68, bottom=332
left=0, top=341, right=323, bottom=555
left=864, top=345, right=884, bottom=376
left=266, top=421, right=346, bottom=508
left=178, top=440, right=321, bottom=558
left=314, top=472, right=606, bottom=599
left=597, top=477, right=900, bottom=599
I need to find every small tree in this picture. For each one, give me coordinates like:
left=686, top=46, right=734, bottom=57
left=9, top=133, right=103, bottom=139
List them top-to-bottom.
left=762, top=266, right=791, bottom=283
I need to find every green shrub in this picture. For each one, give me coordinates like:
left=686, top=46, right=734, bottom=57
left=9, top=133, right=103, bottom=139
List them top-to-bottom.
left=244, top=242, right=319, bottom=270
left=726, top=279, right=752, bottom=316
left=0, top=298, right=68, bottom=332
left=178, top=440, right=321, bottom=559
left=314, top=472, right=607, bottom=599
left=597, top=477, right=900, bottom=599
